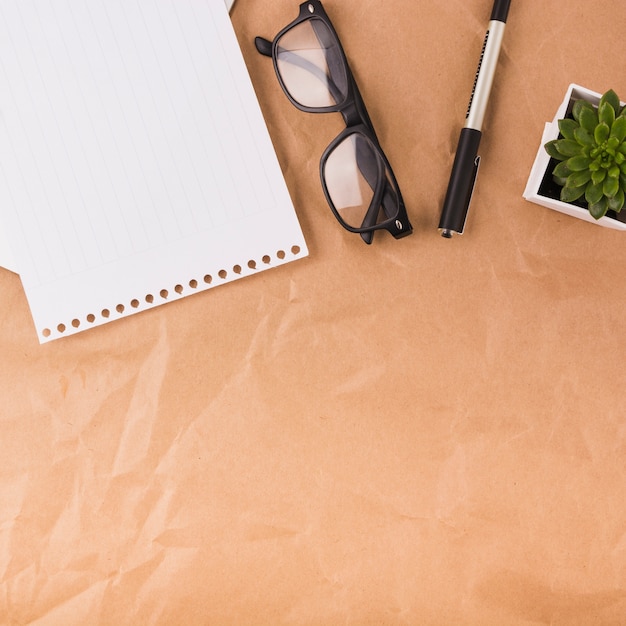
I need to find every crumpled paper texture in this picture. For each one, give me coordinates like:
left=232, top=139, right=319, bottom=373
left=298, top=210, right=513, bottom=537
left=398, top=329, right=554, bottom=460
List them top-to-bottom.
left=1, top=0, right=626, bottom=624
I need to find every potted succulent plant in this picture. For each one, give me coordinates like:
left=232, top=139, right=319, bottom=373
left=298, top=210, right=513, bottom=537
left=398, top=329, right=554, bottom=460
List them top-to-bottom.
left=523, top=84, right=626, bottom=230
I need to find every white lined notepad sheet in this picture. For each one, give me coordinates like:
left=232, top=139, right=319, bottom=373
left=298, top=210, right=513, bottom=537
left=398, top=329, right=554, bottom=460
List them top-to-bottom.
left=0, top=0, right=306, bottom=342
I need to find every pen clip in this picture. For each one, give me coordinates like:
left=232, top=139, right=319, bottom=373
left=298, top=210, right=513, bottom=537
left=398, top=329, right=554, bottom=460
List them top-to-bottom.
left=459, top=155, right=480, bottom=234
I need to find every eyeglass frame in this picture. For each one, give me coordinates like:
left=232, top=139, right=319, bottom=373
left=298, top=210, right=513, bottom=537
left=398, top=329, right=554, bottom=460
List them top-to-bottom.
left=255, top=0, right=413, bottom=244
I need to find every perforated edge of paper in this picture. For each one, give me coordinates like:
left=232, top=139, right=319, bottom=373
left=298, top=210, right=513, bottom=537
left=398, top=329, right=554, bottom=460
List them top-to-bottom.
left=38, top=244, right=305, bottom=342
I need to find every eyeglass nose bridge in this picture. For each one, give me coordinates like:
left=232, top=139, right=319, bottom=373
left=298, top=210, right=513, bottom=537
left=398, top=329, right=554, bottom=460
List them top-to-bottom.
left=338, top=88, right=371, bottom=130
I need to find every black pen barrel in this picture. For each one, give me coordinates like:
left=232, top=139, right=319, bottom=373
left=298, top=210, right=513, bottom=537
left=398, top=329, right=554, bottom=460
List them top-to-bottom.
left=490, top=0, right=511, bottom=22
left=438, top=128, right=482, bottom=237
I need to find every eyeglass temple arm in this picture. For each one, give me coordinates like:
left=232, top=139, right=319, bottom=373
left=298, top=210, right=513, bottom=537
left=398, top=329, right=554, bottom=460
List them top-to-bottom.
left=357, top=146, right=407, bottom=242
left=357, top=153, right=387, bottom=243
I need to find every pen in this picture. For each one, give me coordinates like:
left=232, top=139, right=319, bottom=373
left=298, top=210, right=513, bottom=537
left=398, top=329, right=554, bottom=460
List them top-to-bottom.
left=438, top=0, right=511, bottom=237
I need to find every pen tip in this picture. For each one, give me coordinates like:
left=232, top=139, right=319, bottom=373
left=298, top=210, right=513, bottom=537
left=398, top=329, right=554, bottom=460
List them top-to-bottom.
left=441, top=229, right=453, bottom=238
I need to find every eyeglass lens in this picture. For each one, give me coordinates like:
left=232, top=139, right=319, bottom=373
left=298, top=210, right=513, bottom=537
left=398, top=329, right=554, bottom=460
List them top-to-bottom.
left=276, top=18, right=348, bottom=109
left=323, top=133, right=399, bottom=229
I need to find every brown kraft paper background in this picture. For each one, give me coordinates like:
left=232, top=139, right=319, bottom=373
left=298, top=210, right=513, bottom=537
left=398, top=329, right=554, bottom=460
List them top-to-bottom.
left=1, top=1, right=626, bottom=624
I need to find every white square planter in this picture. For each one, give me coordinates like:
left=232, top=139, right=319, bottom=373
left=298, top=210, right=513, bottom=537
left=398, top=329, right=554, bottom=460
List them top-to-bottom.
left=523, top=83, right=626, bottom=231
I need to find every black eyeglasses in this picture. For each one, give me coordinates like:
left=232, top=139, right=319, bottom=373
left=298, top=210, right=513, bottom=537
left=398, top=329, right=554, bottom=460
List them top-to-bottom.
left=255, top=0, right=413, bottom=244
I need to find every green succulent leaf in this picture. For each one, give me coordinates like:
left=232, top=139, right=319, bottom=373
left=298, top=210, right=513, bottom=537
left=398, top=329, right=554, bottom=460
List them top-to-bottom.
left=600, top=89, right=621, bottom=117
left=572, top=99, right=595, bottom=123
left=598, top=100, right=616, bottom=127
left=578, top=106, right=599, bottom=133
left=610, top=115, right=626, bottom=142
left=558, top=118, right=579, bottom=141
left=594, top=122, right=610, bottom=145
left=574, top=127, right=594, bottom=147
left=607, top=137, right=620, bottom=152
left=544, top=139, right=564, bottom=160
left=555, top=139, right=583, bottom=157
left=566, top=155, right=592, bottom=171
left=589, top=159, right=601, bottom=171
left=552, top=160, right=573, bottom=179
left=591, top=168, right=606, bottom=185
left=592, top=169, right=607, bottom=185
left=566, top=170, right=592, bottom=187
left=604, top=174, right=619, bottom=198
left=586, top=181, right=604, bottom=205
left=560, top=184, right=586, bottom=203
left=608, top=188, right=625, bottom=212
left=588, top=198, right=609, bottom=220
